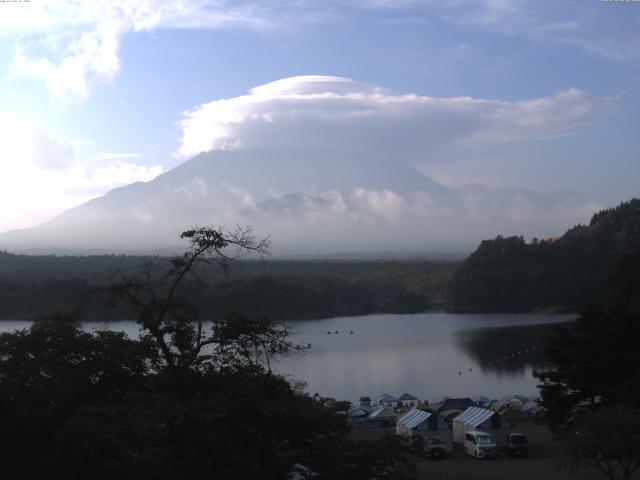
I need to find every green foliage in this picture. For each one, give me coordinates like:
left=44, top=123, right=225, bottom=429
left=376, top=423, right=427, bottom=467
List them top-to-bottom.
left=449, top=198, right=640, bottom=311
left=0, top=227, right=418, bottom=479
left=535, top=233, right=640, bottom=480
left=536, top=239, right=640, bottom=420
left=0, top=252, right=456, bottom=320
left=207, top=275, right=377, bottom=318
left=0, top=317, right=153, bottom=479
left=560, top=407, right=640, bottom=480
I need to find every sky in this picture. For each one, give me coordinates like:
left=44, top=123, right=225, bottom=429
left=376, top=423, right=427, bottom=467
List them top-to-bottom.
left=0, top=0, right=638, bottom=238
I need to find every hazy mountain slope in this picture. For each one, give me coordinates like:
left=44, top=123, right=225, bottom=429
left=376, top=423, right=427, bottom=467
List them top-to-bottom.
left=0, top=148, right=599, bottom=255
left=0, top=150, right=453, bottom=254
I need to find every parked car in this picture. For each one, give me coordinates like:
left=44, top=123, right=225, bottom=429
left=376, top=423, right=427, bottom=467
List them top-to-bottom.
left=464, top=431, right=497, bottom=458
left=504, top=433, right=528, bottom=457
left=423, top=436, right=447, bottom=459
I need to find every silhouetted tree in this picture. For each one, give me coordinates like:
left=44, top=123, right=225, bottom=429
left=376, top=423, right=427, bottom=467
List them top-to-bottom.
left=107, top=225, right=283, bottom=372
left=0, top=226, right=418, bottom=480
left=535, top=241, right=640, bottom=480
left=560, top=407, right=640, bottom=480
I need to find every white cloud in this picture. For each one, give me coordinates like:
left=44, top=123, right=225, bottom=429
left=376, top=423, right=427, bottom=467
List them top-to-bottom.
left=353, top=0, right=640, bottom=60
left=3, top=1, right=331, bottom=101
left=3, top=1, right=250, bottom=101
left=5, top=1, right=636, bottom=101
left=177, top=75, right=610, bottom=158
left=0, top=112, right=162, bottom=232
left=96, top=152, right=142, bottom=160
left=230, top=185, right=599, bottom=254
left=350, top=188, right=406, bottom=221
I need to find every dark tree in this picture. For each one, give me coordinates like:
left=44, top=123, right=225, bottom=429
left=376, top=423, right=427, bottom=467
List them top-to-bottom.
left=448, top=198, right=640, bottom=312
left=107, top=225, right=281, bottom=372
left=0, top=226, right=418, bottom=480
left=535, top=242, right=640, bottom=480
left=0, top=315, right=153, bottom=479
left=560, top=407, right=640, bottom=480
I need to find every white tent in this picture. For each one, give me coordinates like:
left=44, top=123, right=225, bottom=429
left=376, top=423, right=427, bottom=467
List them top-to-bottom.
left=377, top=393, right=398, bottom=407
left=397, top=393, right=419, bottom=408
left=348, top=406, right=370, bottom=418
left=368, top=406, right=397, bottom=426
left=453, top=406, right=512, bottom=446
left=396, top=408, right=453, bottom=451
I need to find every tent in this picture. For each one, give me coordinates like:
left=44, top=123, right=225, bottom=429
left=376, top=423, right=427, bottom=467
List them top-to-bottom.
left=377, top=393, right=398, bottom=407
left=397, top=393, right=419, bottom=408
left=499, top=394, right=530, bottom=409
left=471, top=395, right=491, bottom=408
left=431, top=397, right=477, bottom=412
left=347, top=405, right=371, bottom=425
left=368, top=406, right=397, bottom=427
left=453, top=406, right=512, bottom=446
left=396, top=408, right=453, bottom=451
left=438, top=409, right=463, bottom=424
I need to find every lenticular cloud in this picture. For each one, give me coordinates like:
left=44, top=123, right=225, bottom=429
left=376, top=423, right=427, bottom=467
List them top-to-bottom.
left=177, top=75, right=609, bottom=159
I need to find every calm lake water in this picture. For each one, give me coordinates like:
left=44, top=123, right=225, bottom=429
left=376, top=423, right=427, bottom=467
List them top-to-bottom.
left=0, top=313, right=575, bottom=403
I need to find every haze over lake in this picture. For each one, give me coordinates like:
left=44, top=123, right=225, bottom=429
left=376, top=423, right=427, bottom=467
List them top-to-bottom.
left=0, top=312, right=574, bottom=403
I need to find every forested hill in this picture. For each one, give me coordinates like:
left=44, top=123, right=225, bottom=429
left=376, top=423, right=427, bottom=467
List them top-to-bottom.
left=448, top=198, right=640, bottom=312
left=0, top=253, right=455, bottom=320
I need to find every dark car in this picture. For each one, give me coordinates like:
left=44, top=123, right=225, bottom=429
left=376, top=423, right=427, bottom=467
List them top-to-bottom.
left=505, top=433, right=528, bottom=457
left=424, top=436, right=447, bottom=458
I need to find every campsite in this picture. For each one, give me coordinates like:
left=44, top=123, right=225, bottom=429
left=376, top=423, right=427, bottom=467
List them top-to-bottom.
left=347, top=393, right=606, bottom=480
left=352, top=417, right=600, bottom=480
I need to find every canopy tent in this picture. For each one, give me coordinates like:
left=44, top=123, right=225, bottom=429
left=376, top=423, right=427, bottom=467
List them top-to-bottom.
left=377, top=393, right=397, bottom=407
left=397, top=393, right=419, bottom=408
left=368, top=406, right=397, bottom=427
left=453, top=406, right=512, bottom=446
left=396, top=408, right=452, bottom=451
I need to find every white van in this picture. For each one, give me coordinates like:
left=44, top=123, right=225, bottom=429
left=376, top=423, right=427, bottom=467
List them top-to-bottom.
left=464, top=431, right=497, bottom=458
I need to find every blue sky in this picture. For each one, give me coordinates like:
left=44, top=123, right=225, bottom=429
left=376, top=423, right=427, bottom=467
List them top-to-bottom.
left=0, top=0, right=638, bottom=233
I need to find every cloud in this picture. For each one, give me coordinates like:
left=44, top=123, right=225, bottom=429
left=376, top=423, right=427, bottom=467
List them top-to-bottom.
left=357, top=0, right=640, bottom=60
left=3, top=1, right=334, bottom=101
left=4, top=1, right=267, bottom=101
left=5, top=1, right=636, bottom=100
left=177, top=75, right=610, bottom=158
left=0, top=112, right=162, bottom=232
left=96, top=152, right=142, bottom=160
left=231, top=185, right=599, bottom=254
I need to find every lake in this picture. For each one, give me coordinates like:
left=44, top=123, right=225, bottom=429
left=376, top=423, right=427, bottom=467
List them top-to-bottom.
left=0, top=312, right=575, bottom=403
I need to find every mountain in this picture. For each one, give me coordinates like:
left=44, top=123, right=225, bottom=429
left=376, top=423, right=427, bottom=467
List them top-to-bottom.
left=0, top=149, right=595, bottom=255
left=0, top=149, right=451, bottom=254
left=447, top=198, right=640, bottom=312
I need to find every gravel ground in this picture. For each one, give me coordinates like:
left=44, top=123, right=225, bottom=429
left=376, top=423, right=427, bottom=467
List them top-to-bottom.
left=351, top=420, right=636, bottom=480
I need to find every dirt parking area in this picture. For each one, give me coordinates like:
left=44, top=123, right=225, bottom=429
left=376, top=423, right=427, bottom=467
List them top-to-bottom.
left=352, top=420, right=634, bottom=480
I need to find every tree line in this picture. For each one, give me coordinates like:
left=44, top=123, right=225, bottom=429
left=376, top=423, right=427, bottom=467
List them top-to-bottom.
left=448, top=198, right=640, bottom=312
left=0, top=251, right=454, bottom=320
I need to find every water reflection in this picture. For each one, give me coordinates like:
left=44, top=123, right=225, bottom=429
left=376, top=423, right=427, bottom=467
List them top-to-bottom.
left=278, top=313, right=575, bottom=402
left=0, top=314, right=575, bottom=403
left=455, top=322, right=570, bottom=376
